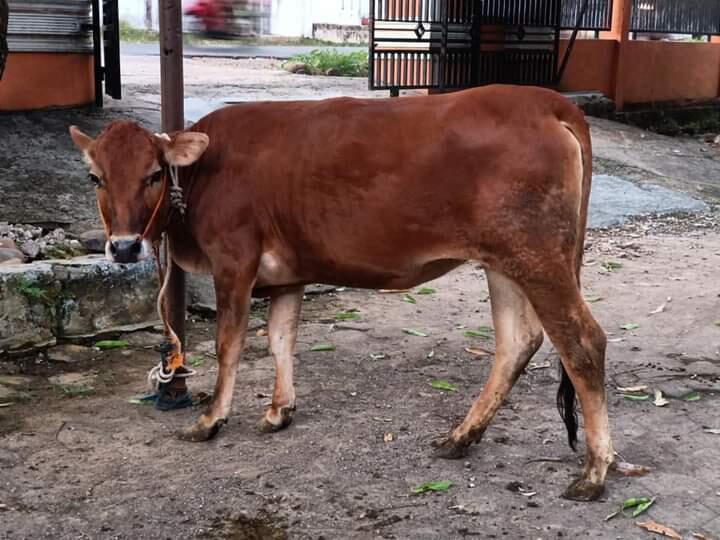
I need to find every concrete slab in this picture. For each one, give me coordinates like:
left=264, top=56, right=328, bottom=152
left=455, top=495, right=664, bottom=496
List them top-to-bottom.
left=588, top=174, right=708, bottom=229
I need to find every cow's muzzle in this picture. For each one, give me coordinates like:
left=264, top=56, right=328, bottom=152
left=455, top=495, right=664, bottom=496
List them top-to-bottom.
left=108, top=236, right=144, bottom=263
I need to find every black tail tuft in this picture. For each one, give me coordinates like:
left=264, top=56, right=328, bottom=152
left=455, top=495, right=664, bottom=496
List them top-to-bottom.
left=557, top=365, right=578, bottom=451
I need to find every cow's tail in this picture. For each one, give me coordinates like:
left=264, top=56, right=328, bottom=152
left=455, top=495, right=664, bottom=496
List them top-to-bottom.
left=556, top=112, right=593, bottom=452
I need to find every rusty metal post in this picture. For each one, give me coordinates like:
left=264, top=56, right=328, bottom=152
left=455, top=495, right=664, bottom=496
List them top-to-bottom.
left=158, top=0, right=187, bottom=354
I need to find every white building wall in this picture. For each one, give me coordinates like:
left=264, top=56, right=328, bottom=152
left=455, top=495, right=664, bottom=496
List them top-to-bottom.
left=119, top=0, right=369, bottom=37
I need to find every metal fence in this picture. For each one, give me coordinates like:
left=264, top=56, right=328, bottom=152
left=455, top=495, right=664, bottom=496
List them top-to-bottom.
left=561, top=0, right=612, bottom=30
left=630, top=0, right=720, bottom=35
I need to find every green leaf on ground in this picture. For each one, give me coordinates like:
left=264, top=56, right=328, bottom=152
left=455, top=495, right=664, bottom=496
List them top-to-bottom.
left=602, top=261, right=623, bottom=272
left=416, top=288, right=436, bottom=295
left=403, top=294, right=417, bottom=304
left=585, top=296, right=604, bottom=303
left=336, top=310, right=361, bottom=321
left=620, top=323, right=640, bottom=331
left=464, top=326, right=493, bottom=339
left=403, top=328, right=428, bottom=337
left=94, top=340, right=129, bottom=350
left=310, top=343, right=336, bottom=352
left=369, top=353, right=386, bottom=360
left=189, top=355, right=205, bottom=368
left=431, top=380, right=458, bottom=392
left=683, top=391, right=701, bottom=402
left=622, top=394, right=650, bottom=401
left=128, top=398, right=153, bottom=406
left=412, top=480, right=453, bottom=494
left=622, top=497, right=652, bottom=511
left=632, top=497, right=656, bottom=517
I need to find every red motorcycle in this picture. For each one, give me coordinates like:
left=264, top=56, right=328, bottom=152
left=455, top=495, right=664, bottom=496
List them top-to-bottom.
left=184, top=0, right=262, bottom=39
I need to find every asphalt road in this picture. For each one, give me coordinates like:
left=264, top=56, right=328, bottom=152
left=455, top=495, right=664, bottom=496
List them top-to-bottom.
left=121, top=42, right=364, bottom=59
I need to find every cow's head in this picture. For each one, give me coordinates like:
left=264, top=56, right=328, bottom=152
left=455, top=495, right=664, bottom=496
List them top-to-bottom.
left=69, top=121, right=209, bottom=263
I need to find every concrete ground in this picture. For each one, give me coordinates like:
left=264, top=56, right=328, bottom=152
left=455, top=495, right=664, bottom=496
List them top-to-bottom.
left=1, top=55, right=719, bottom=539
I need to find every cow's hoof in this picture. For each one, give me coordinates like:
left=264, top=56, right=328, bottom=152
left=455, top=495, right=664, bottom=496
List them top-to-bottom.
left=258, top=407, right=294, bottom=433
left=177, top=417, right=226, bottom=442
left=432, top=437, right=470, bottom=460
left=561, top=478, right=605, bottom=501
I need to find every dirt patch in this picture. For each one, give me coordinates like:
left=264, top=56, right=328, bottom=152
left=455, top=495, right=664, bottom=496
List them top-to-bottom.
left=1, top=215, right=719, bottom=539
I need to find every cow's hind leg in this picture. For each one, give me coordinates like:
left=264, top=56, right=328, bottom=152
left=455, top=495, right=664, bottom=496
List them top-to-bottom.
left=178, top=267, right=254, bottom=442
left=435, top=269, right=544, bottom=458
left=523, top=272, right=612, bottom=501
left=258, top=285, right=304, bottom=433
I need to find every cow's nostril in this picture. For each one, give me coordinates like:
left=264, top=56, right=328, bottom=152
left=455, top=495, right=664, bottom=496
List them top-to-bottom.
left=131, top=241, right=141, bottom=254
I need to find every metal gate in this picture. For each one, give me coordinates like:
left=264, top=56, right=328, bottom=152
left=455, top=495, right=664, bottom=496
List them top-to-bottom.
left=369, top=0, right=594, bottom=93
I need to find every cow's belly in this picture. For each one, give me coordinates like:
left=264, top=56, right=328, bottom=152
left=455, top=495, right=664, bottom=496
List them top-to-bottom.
left=255, top=250, right=466, bottom=290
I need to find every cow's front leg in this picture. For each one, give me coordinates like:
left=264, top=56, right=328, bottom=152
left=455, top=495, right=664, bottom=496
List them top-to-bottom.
left=178, top=268, right=254, bottom=442
left=259, top=285, right=304, bottom=432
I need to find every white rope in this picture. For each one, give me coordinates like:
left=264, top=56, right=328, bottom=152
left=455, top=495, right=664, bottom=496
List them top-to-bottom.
left=146, top=164, right=193, bottom=391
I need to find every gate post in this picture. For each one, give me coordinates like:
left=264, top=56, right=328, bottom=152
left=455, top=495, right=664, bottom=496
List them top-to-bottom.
left=158, top=0, right=188, bottom=384
left=602, top=0, right=632, bottom=109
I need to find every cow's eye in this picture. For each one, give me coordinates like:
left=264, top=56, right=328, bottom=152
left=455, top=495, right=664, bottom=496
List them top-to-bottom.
left=145, top=170, right=163, bottom=186
left=88, top=173, right=102, bottom=187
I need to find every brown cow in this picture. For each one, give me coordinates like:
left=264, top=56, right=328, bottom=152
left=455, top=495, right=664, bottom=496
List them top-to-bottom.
left=69, top=85, right=612, bottom=501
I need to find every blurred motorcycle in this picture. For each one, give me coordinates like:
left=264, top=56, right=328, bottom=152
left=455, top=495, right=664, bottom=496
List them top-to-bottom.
left=184, top=0, right=265, bottom=39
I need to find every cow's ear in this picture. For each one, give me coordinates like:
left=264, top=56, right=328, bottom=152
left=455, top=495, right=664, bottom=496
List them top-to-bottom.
left=69, top=126, right=94, bottom=152
left=156, top=132, right=209, bottom=167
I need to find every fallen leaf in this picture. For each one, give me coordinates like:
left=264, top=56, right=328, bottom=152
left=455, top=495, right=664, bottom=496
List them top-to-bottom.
left=602, top=261, right=623, bottom=272
left=416, top=288, right=436, bottom=295
left=379, top=289, right=411, bottom=293
left=402, top=294, right=417, bottom=304
left=585, top=296, right=604, bottom=303
left=649, top=297, right=671, bottom=315
left=335, top=310, right=361, bottom=321
left=620, top=323, right=640, bottom=331
left=464, top=327, right=493, bottom=339
left=256, top=328, right=268, bottom=337
left=403, top=328, right=428, bottom=337
left=607, top=337, right=625, bottom=343
left=94, top=340, right=129, bottom=350
left=310, top=343, right=336, bottom=352
left=465, top=347, right=492, bottom=357
left=426, top=350, right=435, bottom=359
left=369, top=353, right=386, bottom=360
left=189, top=355, right=205, bottom=368
left=528, top=361, right=551, bottom=370
left=431, top=379, right=458, bottom=392
left=617, top=385, right=648, bottom=393
left=683, top=391, right=701, bottom=402
left=622, top=394, right=650, bottom=401
left=128, top=398, right=152, bottom=406
left=0, top=402, right=13, bottom=408
left=703, top=428, right=720, bottom=435
left=383, top=432, right=394, bottom=442
left=613, top=461, right=652, bottom=477
left=412, top=480, right=453, bottom=494
left=518, top=490, right=537, bottom=497
left=623, top=497, right=652, bottom=511
left=632, top=497, right=655, bottom=517
left=605, top=510, right=620, bottom=521
left=636, top=520, right=682, bottom=539
left=692, top=533, right=713, bottom=540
